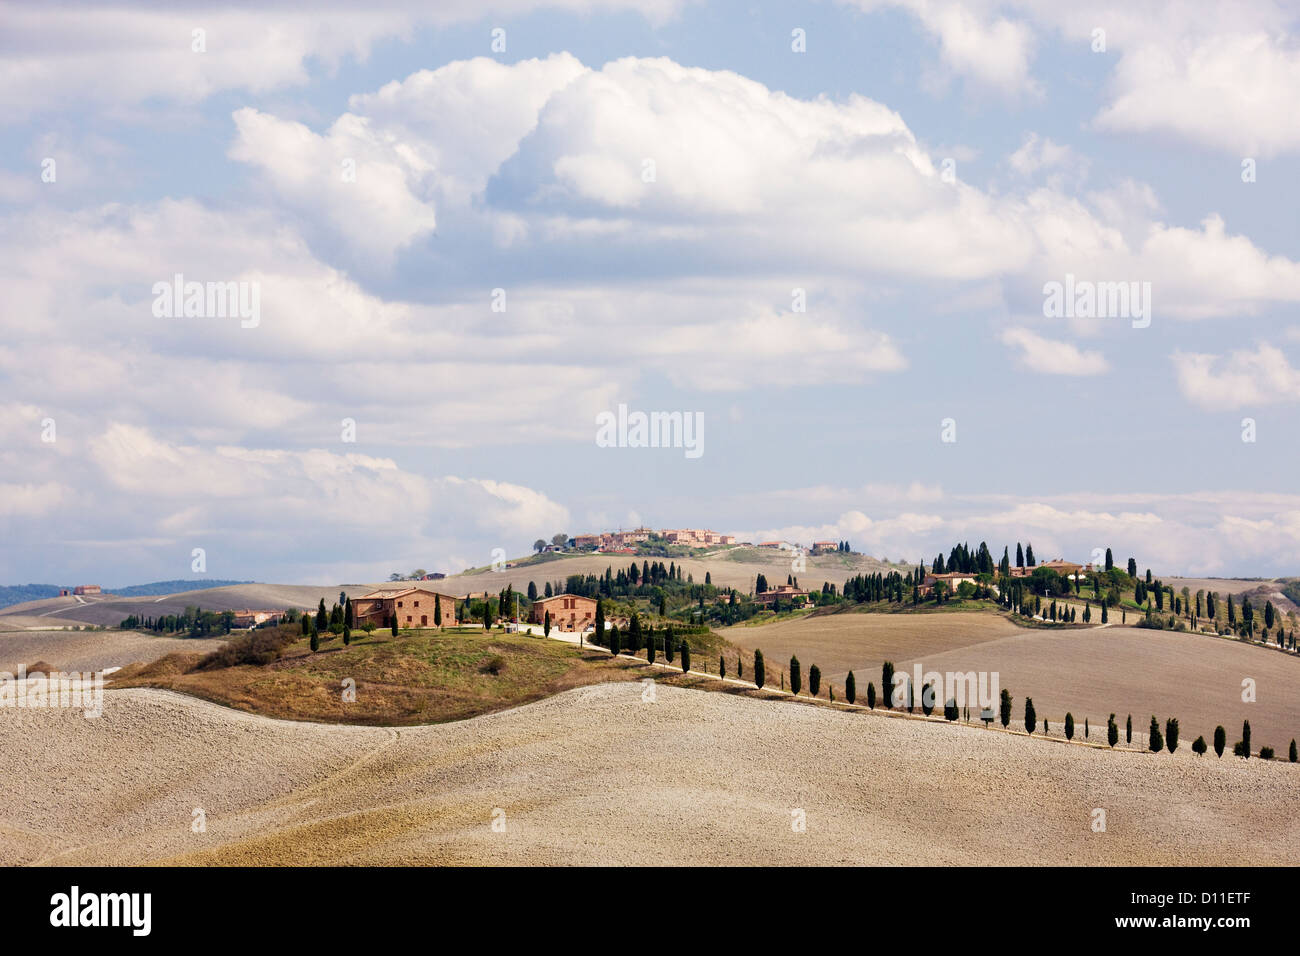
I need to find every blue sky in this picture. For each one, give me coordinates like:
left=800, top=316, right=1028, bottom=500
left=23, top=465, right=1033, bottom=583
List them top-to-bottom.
left=3, top=0, right=1300, bottom=583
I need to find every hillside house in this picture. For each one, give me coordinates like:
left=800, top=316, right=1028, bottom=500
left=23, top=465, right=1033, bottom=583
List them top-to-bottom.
left=754, top=584, right=811, bottom=606
left=73, top=585, right=101, bottom=595
left=353, top=587, right=458, bottom=629
left=528, top=594, right=598, bottom=632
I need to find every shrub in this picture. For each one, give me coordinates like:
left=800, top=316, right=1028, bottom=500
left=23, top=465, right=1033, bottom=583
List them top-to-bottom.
left=483, top=655, right=506, bottom=675
left=943, top=697, right=958, bottom=721
left=1192, top=736, right=1206, bottom=756
left=1233, top=740, right=1249, bottom=758
left=1259, top=746, right=1275, bottom=760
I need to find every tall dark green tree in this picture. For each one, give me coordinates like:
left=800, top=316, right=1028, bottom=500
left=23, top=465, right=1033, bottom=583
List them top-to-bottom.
left=1104, top=548, right=1114, bottom=571
left=316, top=598, right=328, bottom=631
left=594, top=598, right=605, bottom=645
left=390, top=613, right=398, bottom=637
left=679, top=640, right=690, bottom=673
left=753, top=650, right=765, bottom=689
left=790, top=656, right=802, bottom=695
left=882, top=661, right=896, bottom=708
left=809, top=664, right=821, bottom=698
left=845, top=670, right=856, bottom=705
left=866, top=681, right=876, bottom=709
left=999, top=688, right=1012, bottom=728
left=1024, top=698, right=1036, bottom=734
left=1064, top=712, right=1075, bottom=741
left=1107, top=714, right=1118, bottom=748
left=1126, top=714, right=1133, bottom=744
left=1148, top=716, right=1163, bottom=752
left=1165, top=717, right=1179, bottom=753
left=1242, top=719, right=1251, bottom=757
left=1214, top=725, right=1226, bottom=757
left=1192, top=736, right=1206, bottom=756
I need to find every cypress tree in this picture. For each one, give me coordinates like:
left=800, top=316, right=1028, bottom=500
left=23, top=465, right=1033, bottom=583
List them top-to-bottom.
left=316, top=598, right=328, bottom=631
left=483, top=599, right=491, bottom=630
left=544, top=610, right=551, bottom=637
left=390, top=613, right=398, bottom=637
left=343, top=625, right=351, bottom=646
left=609, top=625, right=621, bottom=656
left=664, top=626, right=675, bottom=663
left=310, top=628, right=319, bottom=652
left=646, top=628, right=656, bottom=664
left=679, top=640, right=690, bottom=673
left=754, top=650, right=765, bottom=689
left=719, top=655, right=726, bottom=680
left=790, top=656, right=802, bottom=695
left=882, top=661, right=896, bottom=708
left=809, top=664, right=821, bottom=698
left=845, top=670, right=856, bottom=704
left=866, top=681, right=876, bottom=709
left=999, top=688, right=1012, bottom=728
left=943, top=697, right=958, bottom=721
left=1024, top=698, right=1036, bottom=734
left=1064, top=712, right=1074, bottom=740
left=1107, top=714, right=1118, bottom=748
left=1126, top=714, right=1132, bottom=744
left=1148, top=716, right=1163, bottom=752
left=1165, top=717, right=1179, bottom=753
left=1242, top=720, right=1251, bottom=758
left=1214, top=725, right=1226, bottom=758
left=1290, top=739, right=1297, bottom=763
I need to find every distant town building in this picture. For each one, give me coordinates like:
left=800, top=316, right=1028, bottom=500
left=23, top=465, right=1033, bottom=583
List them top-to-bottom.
left=573, top=527, right=735, bottom=551
left=811, top=541, right=838, bottom=554
left=72, top=585, right=101, bottom=595
left=353, top=587, right=458, bottom=629
left=529, top=594, right=598, bottom=632
left=231, top=609, right=284, bottom=628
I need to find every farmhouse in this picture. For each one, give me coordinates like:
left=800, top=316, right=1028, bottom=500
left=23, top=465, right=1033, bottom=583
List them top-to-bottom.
left=811, top=541, right=838, bottom=554
left=1039, top=559, right=1084, bottom=579
left=754, top=584, right=811, bottom=606
left=73, top=585, right=101, bottom=596
left=352, top=587, right=459, bottom=629
left=528, top=594, right=598, bottom=632
left=231, top=609, right=283, bottom=628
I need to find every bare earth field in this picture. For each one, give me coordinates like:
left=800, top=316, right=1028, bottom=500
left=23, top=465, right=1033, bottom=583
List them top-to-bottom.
left=721, top=610, right=1024, bottom=686
left=722, top=611, right=1300, bottom=752
left=902, top=625, right=1300, bottom=752
left=0, top=629, right=226, bottom=673
left=1, top=683, right=1296, bottom=866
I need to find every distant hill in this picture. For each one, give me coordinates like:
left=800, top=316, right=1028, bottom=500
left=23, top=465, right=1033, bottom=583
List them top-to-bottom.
left=0, top=579, right=253, bottom=610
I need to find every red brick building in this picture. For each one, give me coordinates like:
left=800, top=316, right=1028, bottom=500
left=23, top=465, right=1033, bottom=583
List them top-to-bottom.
left=353, top=587, right=458, bottom=629
left=528, top=594, right=598, bottom=632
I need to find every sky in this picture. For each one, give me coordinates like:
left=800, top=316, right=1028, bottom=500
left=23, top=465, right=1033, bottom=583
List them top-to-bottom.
left=2, top=0, right=1300, bottom=584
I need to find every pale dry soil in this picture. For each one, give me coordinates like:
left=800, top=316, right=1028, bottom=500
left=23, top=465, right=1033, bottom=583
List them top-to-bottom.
left=0, top=629, right=225, bottom=673
left=1, top=683, right=1296, bottom=866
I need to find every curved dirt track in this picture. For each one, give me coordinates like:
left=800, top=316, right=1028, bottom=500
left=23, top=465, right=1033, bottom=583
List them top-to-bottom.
left=2, top=683, right=1297, bottom=866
